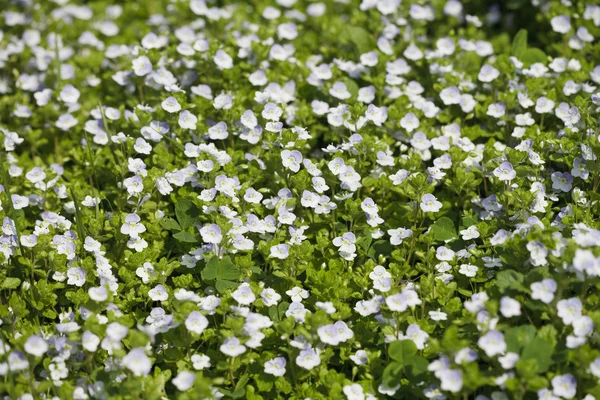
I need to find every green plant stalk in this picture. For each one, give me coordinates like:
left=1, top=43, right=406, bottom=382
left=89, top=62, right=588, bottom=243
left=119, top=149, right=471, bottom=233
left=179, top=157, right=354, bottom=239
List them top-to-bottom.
left=98, top=102, right=124, bottom=212
left=82, top=129, right=101, bottom=220
left=0, top=152, right=24, bottom=255
left=70, top=188, right=86, bottom=248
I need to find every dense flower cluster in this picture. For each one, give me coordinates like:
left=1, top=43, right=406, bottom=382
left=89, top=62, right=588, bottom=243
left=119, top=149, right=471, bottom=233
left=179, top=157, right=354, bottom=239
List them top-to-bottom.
left=1, top=0, right=600, bottom=399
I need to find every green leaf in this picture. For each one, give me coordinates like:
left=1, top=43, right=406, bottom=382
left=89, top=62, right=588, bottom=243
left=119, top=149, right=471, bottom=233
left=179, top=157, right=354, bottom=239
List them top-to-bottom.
left=343, top=25, right=376, bottom=54
left=510, top=29, right=546, bottom=66
left=511, top=29, right=528, bottom=57
left=521, top=48, right=547, bottom=66
left=342, top=77, right=359, bottom=99
left=587, top=159, right=600, bottom=173
left=175, top=199, right=199, bottom=230
left=461, top=216, right=478, bottom=228
left=159, top=217, right=181, bottom=231
left=430, top=217, right=457, bottom=241
left=173, top=231, right=197, bottom=243
left=356, top=231, right=373, bottom=253
left=368, top=240, right=394, bottom=259
left=202, top=256, right=242, bottom=281
left=202, top=257, right=219, bottom=281
left=496, top=269, right=527, bottom=292
left=1, top=277, right=21, bottom=289
left=215, top=279, right=239, bottom=293
left=9, top=291, right=27, bottom=316
left=269, top=302, right=290, bottom=323
left=269, top=306, right=279, bottom=322
left=441, top=325, right=466, bottom=352
left=505, top=325, right=536, bottom=353
left=536, top=325, right=558, bottom=348
left=521, top=338, right=554, bottom=372
left=388, top=340, right=418, bottom=364
left=405, top=356, right=429, bottom=379
left=382, top=361, right=403, bottom=387
left=235, top=374, right=250, bottom=392
left=230, top=388, right=245, bottom=398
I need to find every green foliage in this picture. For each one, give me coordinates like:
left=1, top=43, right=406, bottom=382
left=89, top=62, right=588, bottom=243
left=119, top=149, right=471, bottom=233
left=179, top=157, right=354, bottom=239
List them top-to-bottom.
left=0, top=0, right=598, bottom=399
left=430, top=217, right=457, bottom=242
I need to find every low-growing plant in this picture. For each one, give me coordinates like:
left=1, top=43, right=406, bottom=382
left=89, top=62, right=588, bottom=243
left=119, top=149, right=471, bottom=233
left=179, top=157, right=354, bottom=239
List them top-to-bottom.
left=0, top=0, right=600, bottom=399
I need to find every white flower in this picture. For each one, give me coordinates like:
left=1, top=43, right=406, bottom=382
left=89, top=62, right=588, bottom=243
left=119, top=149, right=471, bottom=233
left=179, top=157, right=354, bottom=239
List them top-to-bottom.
left=551, top=15, right=571, bottom=34
left=213, top=50, right=233, bottom=69
left=132, top=55, right=152, bottom=76
left=478, top=65, right=500, bottom=82
left=329, top=81, right=351, bottom=100
left=59, top=84, right=80, bottom=104
left=440, top=86, right=461, bottom=105
left=535, top=96, right=555, bottom=114
left=161, top=97, right=182, bottom=113
left=178, top=110, right=198, bottom=130
left=400, top=112, right=420, bottom=132
left=208, top=121, right=228, bottom=140
left=281, top=150, right=303, bottom=173
left=493, top=162, right=516, bottom=181
left=25, top=167, right=46, bottom=183
left=551, top=172, right=573, bottom=192
left=12, top=194, right=29, bottom=209
left=420, top=194, right=442, bottom=212
left=120, top=213, right=146, bottom=238
left=200, top=224, right=222, bottom=244
left=460, top=226, right=479, bottom=240
left=388, top=228, right=413, bottom=245
left=333, top=232, right=357, bottom=253
left=270, top=244, right=289, bottom=259
left=436, top=246, right=455, bottom=261
left=458, top=264, right=478, bottom=277
left=67, top=267, right=86, bottom=287
left=530, top=279, right=557, bottom=304
left=232, top=283, right=256, bottom=305
left=148, top=284, right=168, bottom=302
left=88, top=287, right=108, bottom=302
left=286, top=287, right=309, bottom=302
left=260, top=288, right=281, bottom=306
left=386, top=292, right=408, bottom=312
left=499, top=296, right=521, bottom=318
left=557, top=298, right=582, bottom=325
left=316, top=301, right=336, bottom=314
left=286, top=302, right=309, bottom=323
left=429, top=310, right=447, bottom=321
left=185, top=311, right=209, bottom=335
left=572, top=315, right=594, bottom=337
left=317, top=321, right=353, bottom=346
left=402, top=324, right=429, bottom=349
left=477, top=330, right=506, bottom=357
left=82, top=331, right=100, bottom=352
left=24, top=335, right=48, bottom=357
left=220, top=337, right=246, bottom=357
left=122, top=348, right=152, bottom=376
left=296, top=348, right=320, bottom=370
left=350, top=350, right=368, bottom=365
left=498, top=352, right=519, bottom=369
left=191, top=354, right=211, bottom=370
left=264, top=357, right=286, bottom=376
left=590, top=357, right=600, bottom=378
left=439, top=369, right=463, bottom=392
left=172, top=371, right=195, bottom=391
left=552, top=374, right=576, bottom=399
left=379, top=382, right=400, bottom=396
left=343, top=383, right=365, bottom=400
left=537, top=388, right=560, bottom=400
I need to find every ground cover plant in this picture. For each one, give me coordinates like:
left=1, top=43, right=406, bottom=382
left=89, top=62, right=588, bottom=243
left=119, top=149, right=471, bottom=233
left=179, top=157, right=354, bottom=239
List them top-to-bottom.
left=1, top=0, right=600, bottom=398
